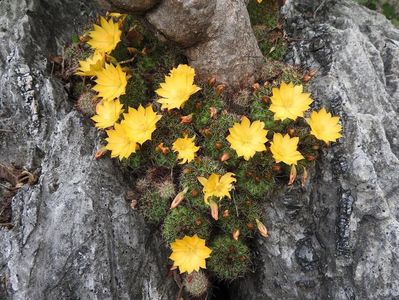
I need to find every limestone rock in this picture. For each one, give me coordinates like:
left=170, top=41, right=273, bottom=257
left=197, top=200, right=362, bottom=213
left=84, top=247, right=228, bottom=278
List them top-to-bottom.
left=0, top=0, right=175, bottom=299
left=107, top=0, right=160, bottom=13
left=232, top=0, right=399, bottom=299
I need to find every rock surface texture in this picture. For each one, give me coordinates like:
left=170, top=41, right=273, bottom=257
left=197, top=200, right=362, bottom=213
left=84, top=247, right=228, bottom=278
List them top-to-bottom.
left=0, top=0, right=175, bottom=299
left=1, top=0, right=399, bottom=299
left=107, top=0, right=264, bottom=89
left=233, top=0, right=399, bottom=299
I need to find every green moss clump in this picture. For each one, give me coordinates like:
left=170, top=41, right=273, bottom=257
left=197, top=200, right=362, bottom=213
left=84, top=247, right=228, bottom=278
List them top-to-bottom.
left=248, top=0, right=279, bottom=28
left=110, top=42, right=131, bottom=62
left=120, top=73, right=147, bottom=108
left=70, top=81, right=87, bottom=100
left=182, top=85, right=226, bottom=131
left=201, top=112, right=239, bottom=162
left=236, top=154, right=276, bottom=199
left=139, top=190, right=170, bottom=223
left=218, top=196, right=261, bottom=239
left=162, top=206, right=212, bottom=243
left=208, top=236, right=251, bottom=280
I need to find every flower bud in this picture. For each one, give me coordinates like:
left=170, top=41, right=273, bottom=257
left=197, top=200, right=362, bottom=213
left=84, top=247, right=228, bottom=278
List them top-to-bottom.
left=208, top=77, right=217, bottom=86
left=252, top=82, right=261, bottom=92
left=215, top=84, right=226, bottom=96
left=262, top=96, right=271, bottom=104
left=210, top=107, right=218, bottom=119
left=180, top=114, right=193, bottom=124
left=157, top=142, right=170, bottom=155
left=215, top=142, right=223, bottom=150
left=312, top=144, right=320, bottom=150
left=95, top=146, right=108, bottom=160
left=220, top=152, right=230, bottom=162
left=306, top=155, right=316, bottom=161
left=272, top=163, right=281, bottom=172
left=288, top=164, right=297, bottom=186
left=301, top=167, right=309, bottom=187
left=182, top=168, right=192, bottom=174
left=170, top=187, right=188, bottom=209
left=209, top=200, right=219, bottom=221
left=223, top=210, right=230, bottom=218
left=256, top=219, right=269, bottom=238
left=232, top=229, right=240, bottom=241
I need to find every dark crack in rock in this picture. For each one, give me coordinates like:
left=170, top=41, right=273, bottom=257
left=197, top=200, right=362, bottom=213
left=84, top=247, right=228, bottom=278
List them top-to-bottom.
left=336, top=190, right=355, bottom=257
left=295, top=238, right=320, bottom=272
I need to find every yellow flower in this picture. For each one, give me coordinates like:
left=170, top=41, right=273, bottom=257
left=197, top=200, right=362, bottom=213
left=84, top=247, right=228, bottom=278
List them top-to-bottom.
left=257, top=0, right=263, bottom=3
left=88, top=17, right=122, bottom=53
left=76, top=51, right=105, bottom=76
left=93, top=63, right=127, bottom=101
left=155, top=64, right=201, bottom=110
left=269, top=82, right=313, bottom=121
left=91, top=99, right=123, bottom=129
left=120, top=105, right=162, bottom=145
left=307, top=108, right=342, bottom=143
left=226, top=116, right=267, bottom=160
left=105, top=123, right=137, bottom=159
left=270, top=133, right=304, bottom=165
left=172, top=134, right=200, bottom=164
left=197, top=173, right=236, bottom=204
left=169, top=235, right=212, bottom=274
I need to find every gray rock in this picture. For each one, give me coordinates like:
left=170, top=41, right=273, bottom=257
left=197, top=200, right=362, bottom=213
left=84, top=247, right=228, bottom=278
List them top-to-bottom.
left=0, top=0, right=175, bottom=299
left=108, top=0, right=160, bottom=13
left=146, top=0, right=216, bottom=47
left=182, top=0, right=264, bottom=89
left=232, top=0, right=399, bottom=299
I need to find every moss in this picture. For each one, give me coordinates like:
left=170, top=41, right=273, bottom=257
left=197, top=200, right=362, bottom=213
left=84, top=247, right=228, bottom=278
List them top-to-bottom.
left=248, top=0, right=280, bottom=28
left=249, top=0, right=288, bottom=61
left=356, top=1, right=399, bottom=27
left=382, top=3, right=397, bottom=20
left=254, top=28, right=288, bottom=60
left=267, top=39, right=288, bottom=61
left=110, top=42, right=131, bottom=62
left=120, top=73, right=148, bottom=108
left=70, top=81, right=87, bottom=100
left=182, top=85, right=226, bottom=131
left=202, top=112, right=239, bottom=162
left=124, top=150, right=146, bottom=172
left=236, top=153, right=276, bottom=199
left=139, top=190, right=170, bottom=223
left=217, top=196, right=260, bottom=239
left=162, top=206, right=212, bottom=243
left=208, top=236, right=251, bottom=280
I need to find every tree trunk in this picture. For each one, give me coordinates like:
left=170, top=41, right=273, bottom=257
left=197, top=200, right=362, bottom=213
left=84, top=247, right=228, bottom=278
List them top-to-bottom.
left=107, top=0, right=264, bottom=89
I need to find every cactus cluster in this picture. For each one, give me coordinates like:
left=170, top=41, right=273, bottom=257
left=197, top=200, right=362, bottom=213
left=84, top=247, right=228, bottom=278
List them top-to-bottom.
left=65, top=1, right=340, bottom=296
